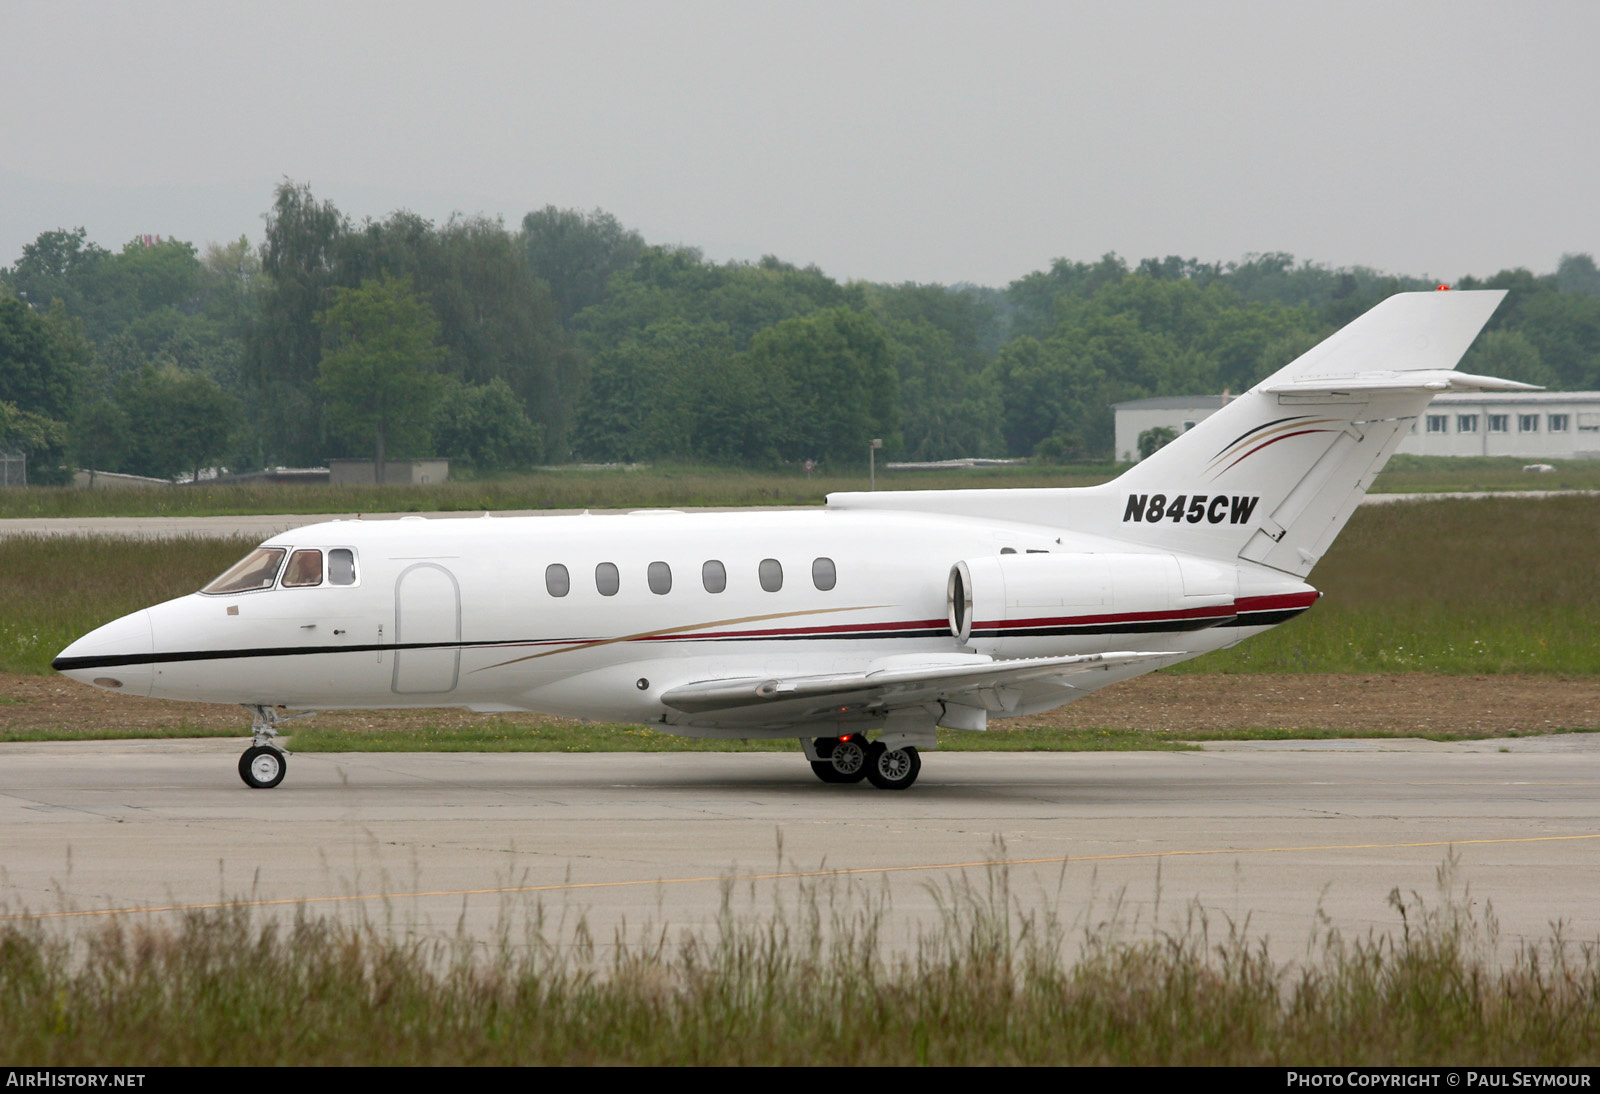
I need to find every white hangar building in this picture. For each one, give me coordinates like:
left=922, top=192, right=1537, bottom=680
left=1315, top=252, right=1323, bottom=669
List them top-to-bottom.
left=1113, top=392, right=1600, bottom=463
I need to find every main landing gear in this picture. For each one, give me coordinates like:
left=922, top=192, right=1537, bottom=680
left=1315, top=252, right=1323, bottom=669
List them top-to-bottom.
left=237, top=704, right=312, bottom=789
left=808, top=735, right=922, bottom=790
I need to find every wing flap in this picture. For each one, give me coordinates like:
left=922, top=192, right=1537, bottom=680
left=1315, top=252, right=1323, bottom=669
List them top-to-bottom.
left=659, top=651, right=1172, bottom=715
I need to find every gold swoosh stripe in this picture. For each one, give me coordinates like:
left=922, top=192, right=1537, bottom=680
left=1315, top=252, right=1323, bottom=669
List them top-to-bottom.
left=1205, top=417, right=1341, bottom=472
left=472, top=604, right=891, bottom=672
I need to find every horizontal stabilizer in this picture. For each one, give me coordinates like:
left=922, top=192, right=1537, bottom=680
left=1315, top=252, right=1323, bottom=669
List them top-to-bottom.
left=1263, top=370, right=1541, bottom=395
left=659, top=650, right=1172, bottom=714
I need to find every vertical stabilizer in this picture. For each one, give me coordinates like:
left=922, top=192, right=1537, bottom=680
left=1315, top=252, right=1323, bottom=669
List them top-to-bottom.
left=1103, top=290, right=1520, bottom=575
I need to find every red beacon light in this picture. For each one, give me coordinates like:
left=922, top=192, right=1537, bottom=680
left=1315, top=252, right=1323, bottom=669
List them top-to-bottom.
left=1435, top=284, right=1452, bottom=291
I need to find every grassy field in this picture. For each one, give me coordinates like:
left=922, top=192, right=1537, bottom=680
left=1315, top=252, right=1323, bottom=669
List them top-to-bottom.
left=3, top=456, right=1598, bottom=519
left=1173, top=494, right=1600, bottom=675
left=3, top=495, right=1595, bottom=679
left=0, top=535, right=255, bottom=676
left=3, top=857, right=1595, bottom=1065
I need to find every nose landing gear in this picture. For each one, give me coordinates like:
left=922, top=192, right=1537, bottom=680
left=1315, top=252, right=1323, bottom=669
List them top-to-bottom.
left=237, top=705, right=313, bottom=789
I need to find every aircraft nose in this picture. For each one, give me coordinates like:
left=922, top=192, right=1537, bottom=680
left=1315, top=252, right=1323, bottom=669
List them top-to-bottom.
left=52, top=610, right=155, bottom=697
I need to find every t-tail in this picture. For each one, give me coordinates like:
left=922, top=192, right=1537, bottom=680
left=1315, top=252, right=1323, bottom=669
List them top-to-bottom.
left=828, top=289, right=1524, bottom=578
left=1103, top=289, right=1524, bottom=575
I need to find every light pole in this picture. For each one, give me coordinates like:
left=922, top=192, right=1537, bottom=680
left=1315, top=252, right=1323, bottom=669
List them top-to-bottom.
left=869, top=438, right=883, bottom=490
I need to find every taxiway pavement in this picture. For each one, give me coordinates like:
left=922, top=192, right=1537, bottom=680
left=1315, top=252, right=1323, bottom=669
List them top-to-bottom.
left=2, top=739, right=1596, bottom=960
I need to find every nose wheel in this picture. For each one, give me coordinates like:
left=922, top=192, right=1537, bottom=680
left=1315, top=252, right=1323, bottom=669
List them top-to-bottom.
left=237, top=704, right=312, bottom=789
left=239, top=745, right=287, bottom=789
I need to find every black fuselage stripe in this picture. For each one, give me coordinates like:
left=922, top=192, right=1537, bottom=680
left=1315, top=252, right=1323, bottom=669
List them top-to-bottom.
left=1217, top=608, right=1310, bottom=628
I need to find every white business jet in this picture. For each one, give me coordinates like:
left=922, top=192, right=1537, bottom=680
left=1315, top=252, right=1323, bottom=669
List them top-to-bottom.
left=54, top=289, right=1524, bottom=790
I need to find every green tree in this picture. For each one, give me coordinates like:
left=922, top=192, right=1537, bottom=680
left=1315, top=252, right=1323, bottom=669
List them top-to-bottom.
left=244, top=181, right=351, bottom=465
left=520, top=206, right=645, bottom=327
left=316, top=273, right=445, bottom=480
left=0, top=296, right=86, bottom=421
left=744, top=307, right=898, bottom=463
left=117, top=364, right=242, bottom=481
left=432, top=376, right=542, bottom=471
left=70, top=398, right=132, bottom=479
left=0, top=399, right=70, bottom=483
left=1138, top=425, right=1178, bottom=460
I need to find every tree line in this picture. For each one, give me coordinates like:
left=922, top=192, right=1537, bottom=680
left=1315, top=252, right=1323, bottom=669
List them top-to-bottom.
left=3, top=180, right=1598, bottom=484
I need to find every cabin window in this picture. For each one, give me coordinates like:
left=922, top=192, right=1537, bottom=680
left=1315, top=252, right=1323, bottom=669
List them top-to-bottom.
left=202, top=547, right=287, bottom=595
left=1000, top=547, right=1018, bottom=555
left=282, top=549, right=323, bottom=588
left=328, top=549, right=357, bottom=585
left=811, top=557, right=836, bottom=591
left=759, top=558, right=783, bottom=592
left=702, top=560, right=727, bottom=593
left=648, top=561, right=672, bottom=594
left=596, top=562, right=620, bottom=596
left=545, top=563, right=570, bottom=597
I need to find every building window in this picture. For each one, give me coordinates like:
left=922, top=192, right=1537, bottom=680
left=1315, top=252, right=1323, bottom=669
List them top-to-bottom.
left=1580, top=413, right=1600, bottom=433
left=1519, top=414, right=1540, bottom=433
left=1549, top=414, right=1569, bottom=432
left=1427, top=415, right=1448, bottom=433
left=1457, top=415, right=1478, bottom=433
left=1488, top=415, right=1509, bottom=433
left=812, top=557, right=837, bottom=591
left=759, top=558, right=783, bottom=592
left=702, top=560, right=727, bottom=593
left=648, top=561, right=672, bottom=595
left=595, top=562, right=619, bottom=596
left=545, top=563, right=570, bottom=597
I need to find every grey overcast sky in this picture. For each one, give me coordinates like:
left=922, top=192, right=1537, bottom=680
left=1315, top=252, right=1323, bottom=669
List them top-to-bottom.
left=2, top=0, right=1595, bottom=286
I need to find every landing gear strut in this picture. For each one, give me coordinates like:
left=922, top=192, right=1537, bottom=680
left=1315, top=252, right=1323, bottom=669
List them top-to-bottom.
left=237, top=705, right=311, bottom=789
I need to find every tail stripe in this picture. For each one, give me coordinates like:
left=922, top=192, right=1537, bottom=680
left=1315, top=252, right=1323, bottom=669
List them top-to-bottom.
left=1211, top=415, right=1310, bottom=459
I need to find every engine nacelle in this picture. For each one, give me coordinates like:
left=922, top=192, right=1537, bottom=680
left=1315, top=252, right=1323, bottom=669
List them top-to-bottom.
left=947, top=552, right=1239, bottom=657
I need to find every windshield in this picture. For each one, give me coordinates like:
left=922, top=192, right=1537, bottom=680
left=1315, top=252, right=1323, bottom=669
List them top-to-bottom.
left=202, top=547, right=287, bottom=594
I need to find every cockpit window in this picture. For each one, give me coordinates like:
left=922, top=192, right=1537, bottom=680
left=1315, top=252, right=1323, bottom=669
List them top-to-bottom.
left=202, top=547, right=287, bottom=594
left=282, top=549, right=324, bottom=588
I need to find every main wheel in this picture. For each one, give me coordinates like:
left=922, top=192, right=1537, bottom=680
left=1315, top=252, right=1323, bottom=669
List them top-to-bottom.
left=810, top=736, right=869, bottom=783
left=865, top=741, right=920, bottom=790
left=239, top=745, right=286, bottom=789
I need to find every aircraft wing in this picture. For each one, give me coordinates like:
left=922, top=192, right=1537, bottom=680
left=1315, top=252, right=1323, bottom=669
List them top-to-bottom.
left=658, top=651, right=1172, bottom=720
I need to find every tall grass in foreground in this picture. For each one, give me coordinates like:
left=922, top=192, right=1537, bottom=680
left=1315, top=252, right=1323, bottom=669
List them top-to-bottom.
left=2, top=858, right=1595, bottom=1065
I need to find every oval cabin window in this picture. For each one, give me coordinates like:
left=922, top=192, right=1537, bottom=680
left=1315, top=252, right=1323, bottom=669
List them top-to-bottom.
left=812, top=557, right=836, bottom=591
left=759, top=558, right=783, bottom=592
left=702, top=560, right=727, bottom=593
left=648, top=561, right=672, bottom=595
left=545, top=564, right=570, bottom=597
